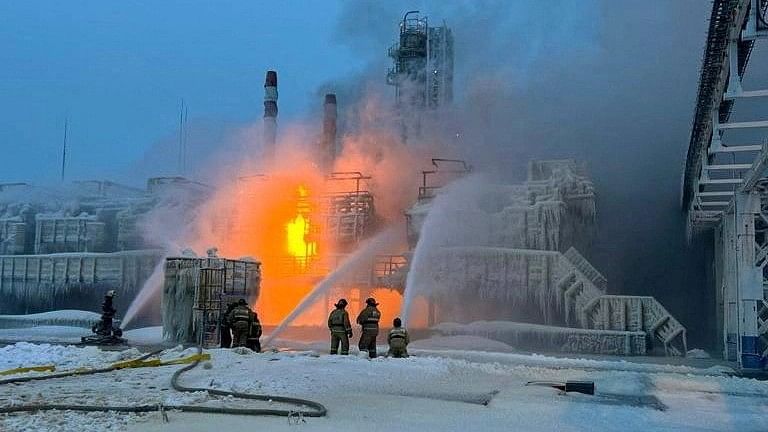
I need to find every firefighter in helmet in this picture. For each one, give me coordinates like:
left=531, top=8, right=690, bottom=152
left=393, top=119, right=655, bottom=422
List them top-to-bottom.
left=356, top=297, right=381, bottom=358
left=227, top=298, right=252, bottom=348
left=328, top=298, right=352, bottom=355
left=220, top=301, right=237, bottom=348
left=246, top=310, right=262, bottom=353
left=387, top=317, right=410, bottom=358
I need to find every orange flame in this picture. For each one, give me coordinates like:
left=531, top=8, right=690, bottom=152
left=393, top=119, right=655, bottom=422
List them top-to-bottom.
left=185, top=109, right=443, bottom=330
left=285, top=185, right=317, bottom=267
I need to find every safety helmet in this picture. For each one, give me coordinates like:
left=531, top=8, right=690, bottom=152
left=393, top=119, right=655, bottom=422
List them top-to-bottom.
left=106, top=290, right=116, bottom=297
left=365, top=297, right=378, bottom=306
left=238, top=298, right=247, bottom=306
left=335, top=298, right=348, bottom=308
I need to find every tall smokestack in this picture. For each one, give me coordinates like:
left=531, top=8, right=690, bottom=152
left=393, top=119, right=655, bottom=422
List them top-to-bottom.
left=263, top=70, right=278, bottom=161
left=321, top=93, right=337, bottom=172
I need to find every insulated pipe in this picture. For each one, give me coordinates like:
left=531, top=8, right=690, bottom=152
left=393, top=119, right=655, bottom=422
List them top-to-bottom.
left=263, top=70, right=278, bottom=161
left=321, top=93, right=337, bottom=172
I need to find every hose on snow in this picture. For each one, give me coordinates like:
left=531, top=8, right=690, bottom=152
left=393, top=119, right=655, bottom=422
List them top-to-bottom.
left=0, top=345, right=327, bottom=418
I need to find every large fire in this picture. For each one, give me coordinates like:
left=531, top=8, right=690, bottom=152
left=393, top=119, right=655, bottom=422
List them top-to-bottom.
left=186, top=108, right=434, bottom=330
left=284, top=185, right=317, bottom=266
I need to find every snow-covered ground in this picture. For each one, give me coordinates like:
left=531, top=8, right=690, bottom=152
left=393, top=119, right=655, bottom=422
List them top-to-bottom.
left=0, top=310, right=100, bottom=329
left=0, top=325, right=166, bottom=345
left=0, top=335, right=766, bottom=432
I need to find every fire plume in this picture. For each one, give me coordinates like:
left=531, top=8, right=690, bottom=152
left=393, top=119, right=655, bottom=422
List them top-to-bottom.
left=186, top=116, right=434, bottom=329
left=285, top=185, right=317, bottom=266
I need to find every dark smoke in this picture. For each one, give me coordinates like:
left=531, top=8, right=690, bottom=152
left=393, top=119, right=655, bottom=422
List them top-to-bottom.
left=330, top=0, right=723, bottom=347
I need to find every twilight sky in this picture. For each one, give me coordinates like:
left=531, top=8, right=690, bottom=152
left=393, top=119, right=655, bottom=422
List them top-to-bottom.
left=0, top=1, right=367, bottom=182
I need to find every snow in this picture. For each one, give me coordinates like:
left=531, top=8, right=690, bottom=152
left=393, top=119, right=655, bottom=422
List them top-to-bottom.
left=0, top=310, right=100, bottom=329
left=433, top=320, right=647, bottom=356
left=0, top=325, right=166, bottom=346
left=0, top=326, right=87, bottom=343
left=122, top=326, right=165, bottom=345
left=410, top=335, right=516, bottom=352
left=0, top=341, right=766, bottom=432
left=0, top=342, right=115, bottom=370
left=687, top=349, right=711, bottom=359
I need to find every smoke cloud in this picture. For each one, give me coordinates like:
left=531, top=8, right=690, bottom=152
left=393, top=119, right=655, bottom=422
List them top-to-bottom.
left=328, top=0, right=719, bottom=346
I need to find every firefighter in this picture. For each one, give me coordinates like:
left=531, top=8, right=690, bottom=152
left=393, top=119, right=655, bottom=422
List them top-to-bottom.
left=93, top=290, right=121, bottom=337
left=356, top=297, right=381, bottom=358
left=328, top=298, right=352, bottom=355
left=227, top=299, right=252, bottom=348
left=220, top=301, right=237, bottom=348
left=246, top=310, right=262, bottom=353
left=387, top=317, right=410, bottom=358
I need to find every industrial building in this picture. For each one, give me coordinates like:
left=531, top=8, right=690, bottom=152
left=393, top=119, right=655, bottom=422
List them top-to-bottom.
left=681, top=0, right=768, bottom=372
left=387, top=11, right=454, bottom=140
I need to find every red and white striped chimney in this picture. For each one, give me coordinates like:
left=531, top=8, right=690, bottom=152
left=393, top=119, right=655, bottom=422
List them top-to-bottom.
left=263, top=70, right=278, bottom=161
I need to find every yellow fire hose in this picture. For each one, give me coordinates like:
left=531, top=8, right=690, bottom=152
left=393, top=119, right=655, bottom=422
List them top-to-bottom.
left=0, top=346, right=327, bottom=418
left=0, top=352, right=210, bottom=378
left=110, top=352, right=211, bottom=370
left=0, top=365, right=56, bottom=376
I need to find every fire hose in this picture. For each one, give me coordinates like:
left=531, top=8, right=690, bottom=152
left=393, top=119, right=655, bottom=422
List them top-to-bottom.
left=0, top=345, right=327, bottom=419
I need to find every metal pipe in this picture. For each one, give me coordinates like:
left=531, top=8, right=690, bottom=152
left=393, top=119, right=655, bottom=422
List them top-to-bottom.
left=263, top=70, right=278, bottom=161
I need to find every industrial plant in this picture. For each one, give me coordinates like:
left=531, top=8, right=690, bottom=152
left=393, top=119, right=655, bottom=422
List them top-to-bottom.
left=0, top=4, right=766, bottom=432
left=0, top=11, right=685, bottom=358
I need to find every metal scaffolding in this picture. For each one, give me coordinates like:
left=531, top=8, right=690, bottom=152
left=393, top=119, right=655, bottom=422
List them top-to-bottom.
left=681, top=0, right=768, bottom=371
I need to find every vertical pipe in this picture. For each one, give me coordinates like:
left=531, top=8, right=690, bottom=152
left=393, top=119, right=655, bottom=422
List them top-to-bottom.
left=263, top=70, right=278, bottom=162
left=321, top=93, right=337, bottom=172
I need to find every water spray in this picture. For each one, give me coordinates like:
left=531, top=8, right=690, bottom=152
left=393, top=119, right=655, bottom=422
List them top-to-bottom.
left=264, top=227, right=399, bottom=346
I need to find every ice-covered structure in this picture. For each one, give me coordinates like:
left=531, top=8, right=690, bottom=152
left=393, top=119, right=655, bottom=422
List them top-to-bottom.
left=406, top=160, right=687, bottom=356
left=406, top=160, right=596, bottom=253
left=0, top=178, right=209, bottom=317
left=162, top=254, right=261, bottom=346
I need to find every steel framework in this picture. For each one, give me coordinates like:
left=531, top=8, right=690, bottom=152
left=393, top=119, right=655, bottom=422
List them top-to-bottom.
left=682, top=0, right=768, bottom=370
left=387, top=11, right=454, bottom=110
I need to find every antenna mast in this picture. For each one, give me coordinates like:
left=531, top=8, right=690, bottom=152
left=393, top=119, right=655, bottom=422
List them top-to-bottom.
left=178, top=99, right=185, bottom=176
left=61, top=117, right=68, bottom=182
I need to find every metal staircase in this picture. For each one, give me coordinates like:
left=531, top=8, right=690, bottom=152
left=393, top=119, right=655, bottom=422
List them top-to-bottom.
left=352, top=243, right=688, bottom=357
left=558, top=247, right=688, bottom=356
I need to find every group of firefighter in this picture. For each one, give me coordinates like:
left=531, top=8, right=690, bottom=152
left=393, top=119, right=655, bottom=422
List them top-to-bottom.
left=220, top=297, right=410, bottom=358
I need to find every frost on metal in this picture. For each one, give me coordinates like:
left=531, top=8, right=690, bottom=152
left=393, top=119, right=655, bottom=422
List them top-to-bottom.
left=406, top=159, right=596, bottom=253
left=406, top=160, right=687, bottom=356
left=0, top=179, right=208, bottom=316
left=427, top=248, right=566, bottom=324
left=0, top=250, right=162, bottom=315
left=162, top=256, right=261, bottom=346
left=434, top=321, right=647, bottom=356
